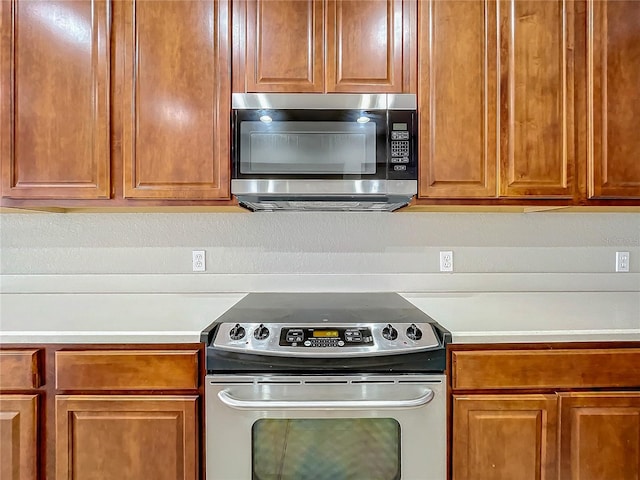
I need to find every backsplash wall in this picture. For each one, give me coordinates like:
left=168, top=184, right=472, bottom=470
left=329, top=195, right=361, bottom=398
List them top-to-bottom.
left=1, top=212, right=638, bottom=275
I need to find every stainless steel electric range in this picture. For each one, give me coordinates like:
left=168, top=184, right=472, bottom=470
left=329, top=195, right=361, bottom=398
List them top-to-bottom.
left=201, top=293, right=450, bottom=480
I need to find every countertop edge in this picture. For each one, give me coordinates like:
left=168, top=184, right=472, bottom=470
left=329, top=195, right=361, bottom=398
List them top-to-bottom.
left=0, top=331, right=204, bottom=344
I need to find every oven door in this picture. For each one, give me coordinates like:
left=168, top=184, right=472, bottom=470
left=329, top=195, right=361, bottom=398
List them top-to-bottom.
left=206, top=374, right=446, bottom=480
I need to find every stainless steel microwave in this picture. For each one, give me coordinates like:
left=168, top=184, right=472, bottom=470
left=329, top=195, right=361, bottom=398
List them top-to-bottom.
left=231, top=93, right=417, bottom=212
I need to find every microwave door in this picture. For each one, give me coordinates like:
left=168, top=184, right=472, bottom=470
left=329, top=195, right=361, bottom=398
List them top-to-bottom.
left=233, top=109, right=388, bottom=181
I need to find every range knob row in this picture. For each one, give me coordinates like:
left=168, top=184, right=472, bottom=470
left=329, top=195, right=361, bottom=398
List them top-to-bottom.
left=229, top=323, right=270, bottom=341
left=229, top=323, right=423, bottom=342
left=382, top=323, right=423, bottom=341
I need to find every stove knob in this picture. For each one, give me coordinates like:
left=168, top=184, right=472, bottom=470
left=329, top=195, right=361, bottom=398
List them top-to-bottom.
left=229, top=323, right=246, bottom=340
left=254, top=324, right=270, bottom=340
left=381, top=324, right=398, bottom=341
left=406, top=324, right=423, bottom=341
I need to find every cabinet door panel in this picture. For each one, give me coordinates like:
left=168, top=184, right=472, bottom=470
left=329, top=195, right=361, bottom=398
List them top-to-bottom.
left=0, top=0, right=110, bottom=199
left=121, top=0, right=230, bottom=199
left=244, top=0, right=324, bottom=92
left=326, top=0, right=404, bottom=92
left=418, top=0, right=497, bottom=198
left=499, top=0, right=575, bottom=198
left=588, top=1, right=640, bottom=198
left=559, top=392, right=640, bottom=480
left=453, top=394, right=558, bottom=480
left=0, top=395, right=38, bottom=480
left=56, top=395, right=197, bottom=480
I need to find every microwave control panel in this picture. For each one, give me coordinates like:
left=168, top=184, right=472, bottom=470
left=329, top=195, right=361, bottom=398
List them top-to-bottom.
left=388, top=110, right=417, bottom=180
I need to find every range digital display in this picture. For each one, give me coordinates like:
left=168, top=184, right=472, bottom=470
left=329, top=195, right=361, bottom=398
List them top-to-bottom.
left=312, top=330, right=339, bottom=338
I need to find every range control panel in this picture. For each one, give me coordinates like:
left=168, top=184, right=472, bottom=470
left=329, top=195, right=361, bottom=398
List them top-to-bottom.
left=213, top=322, right=440, bottom=357
left=280, top=327, right=374, bottom=348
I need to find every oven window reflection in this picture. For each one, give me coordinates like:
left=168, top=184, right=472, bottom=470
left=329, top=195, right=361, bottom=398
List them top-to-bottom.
left=252, top=418, right=401, bottom=480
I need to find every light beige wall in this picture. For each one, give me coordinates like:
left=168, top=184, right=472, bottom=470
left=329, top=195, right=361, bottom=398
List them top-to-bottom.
left=1, top=212, right=638, bottom=275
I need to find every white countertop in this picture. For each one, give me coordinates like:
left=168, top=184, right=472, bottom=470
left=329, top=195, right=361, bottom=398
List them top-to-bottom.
left=0, top=291, right=639, bottom=344
left=401, top=291, right=640, bottom=343
left=0, top=293, right=246, bottom=343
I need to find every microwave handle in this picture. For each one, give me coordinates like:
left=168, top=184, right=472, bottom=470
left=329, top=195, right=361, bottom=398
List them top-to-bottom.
left=217, top=389, right=434, bottom=410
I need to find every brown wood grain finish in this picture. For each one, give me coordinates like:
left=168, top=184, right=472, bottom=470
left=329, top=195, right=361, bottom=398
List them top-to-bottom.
left=0, top=0, right=110, bottom=199
left=121, top=0, right=230, bottom=199
left=235, top=0, right=411, bottom=94
left=245, top=0, right=324, bottom=92
left=325, top=0, right=403, bottom=92
left=418, top=0, right=498, bottom=198
left=499, top=0, right=575, bottom=198
left=587, top=1, right=640, bottom=199
left=452, top=348, right=640, bottom=390
left=0, top=350, right=40, bottom=389
left=55, top=350, right=199, bottom=391
left=559, top=392, right=640, bottom=479
left=452, top=394, right=558, bottom=480
left=0, top=395, right=38, bottom=480
left=56, top=395, right=197, bottom=480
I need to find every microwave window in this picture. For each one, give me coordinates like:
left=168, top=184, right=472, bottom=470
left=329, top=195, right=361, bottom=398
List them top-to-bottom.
left=239, top=121, right=377, bottom=175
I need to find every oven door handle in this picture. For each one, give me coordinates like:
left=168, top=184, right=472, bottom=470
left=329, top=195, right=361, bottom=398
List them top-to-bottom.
left=217, top=389, right=434, bottom=410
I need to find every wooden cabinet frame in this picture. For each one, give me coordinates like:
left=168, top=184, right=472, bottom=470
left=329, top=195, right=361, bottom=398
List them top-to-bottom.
left=0, top=0, right=110, bottom=200
left=0, top=343, right=204, bottom=480
left=449, top=343, right=640, bottom=480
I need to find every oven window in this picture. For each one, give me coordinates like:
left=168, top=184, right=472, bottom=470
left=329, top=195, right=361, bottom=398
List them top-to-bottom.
left=239, top=121, right=377, bottom=175
left=252, top=418, right=400, bottom=480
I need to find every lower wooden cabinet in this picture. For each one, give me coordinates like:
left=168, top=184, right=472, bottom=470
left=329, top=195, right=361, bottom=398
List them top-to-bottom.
left=0, top=344, right=202, bottom=479
left=451, top=345, right=640, bottom=480
left=559, top=392, right=640, bottom=480
left=452, top=394, right=557, bottom=480
left=0, top=395, right=38, bottom=480
left=56, top=395, right=198, bottom=480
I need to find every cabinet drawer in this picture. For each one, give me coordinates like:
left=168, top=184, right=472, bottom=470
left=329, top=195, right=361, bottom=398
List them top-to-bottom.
left=451, top=348, right=640, bottom=390
left=0, top=349, right=41, bottom=389
left=55, top=350, right=199, bottom=391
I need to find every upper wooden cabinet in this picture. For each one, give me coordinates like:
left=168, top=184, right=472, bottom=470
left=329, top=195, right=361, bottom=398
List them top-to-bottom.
left=0, top=0, right=110, bottom=199
left=1, top=0, right=232, bottom=203
left=117, top=0, right=231, bottom=200
left=233, top=0, right=415, bottom=93
left=418, top=0, right=497, bottom=198
left=419, top=0, right=577, bottom=200
left=587, top=0, right=640, bottom=199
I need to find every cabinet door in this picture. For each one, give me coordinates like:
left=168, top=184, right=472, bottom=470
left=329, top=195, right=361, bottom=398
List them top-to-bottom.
left=0, top=0, right=110, bottom=199
left=120, top=0, right=230, bottom=199
left=240, top=0, right=324, bottom=92
left=325, top=0, right=408, bottom=93
left=418, top=0, right=498, bottom=198
left=499, top=0, right=576, bottom=198
left=587, top=1, right=640, bottom=199
left=559, top=392, right=640, bottom=480
left=453, top=394, right=558, bottom=480
left=0, top=395, right=38, bottom=480
left=56, top=395, right=198, bottom=480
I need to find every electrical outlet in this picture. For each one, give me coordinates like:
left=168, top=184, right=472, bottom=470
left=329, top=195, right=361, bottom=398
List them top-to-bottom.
left=192, top=250, right=206, bottom=272
left=439, top=251, right=453, bottom=272
left=616, top=251, right=630, bottom=272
